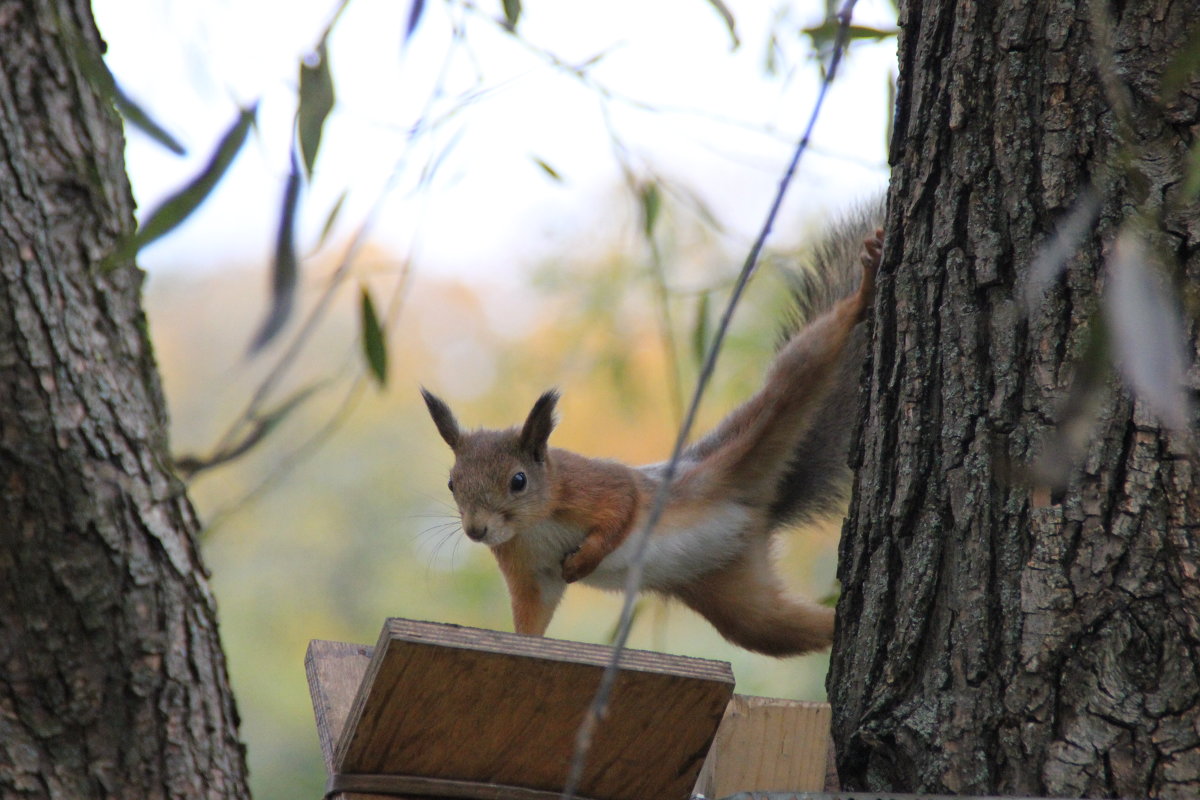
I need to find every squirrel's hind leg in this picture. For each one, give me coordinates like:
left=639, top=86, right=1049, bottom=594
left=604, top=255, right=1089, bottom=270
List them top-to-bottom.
left=675, top=537, right=834, bottom=657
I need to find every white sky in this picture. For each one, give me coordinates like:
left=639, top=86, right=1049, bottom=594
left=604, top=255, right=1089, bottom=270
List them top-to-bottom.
left=92, top=0, right=895, bottom=282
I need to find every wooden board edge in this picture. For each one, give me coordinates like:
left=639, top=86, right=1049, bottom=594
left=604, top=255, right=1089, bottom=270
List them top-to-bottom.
left=381, top=617, right=735, bottom=683
left=331, top=625, right=397, bottom=772
left=306, top=639, right=374, bottom=773
left=693, top=695, right=833, bottom=798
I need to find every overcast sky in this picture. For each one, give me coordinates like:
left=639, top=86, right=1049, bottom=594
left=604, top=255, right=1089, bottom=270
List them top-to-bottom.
left=92, top=0, right=895, bottom=280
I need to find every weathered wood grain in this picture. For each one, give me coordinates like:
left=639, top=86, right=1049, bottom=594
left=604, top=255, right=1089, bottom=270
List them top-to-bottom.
left=309, top=619, right=734, bottom=800
left=306, top=640, right=374, bottom=773
left=694, top=695, right=833, bottom=797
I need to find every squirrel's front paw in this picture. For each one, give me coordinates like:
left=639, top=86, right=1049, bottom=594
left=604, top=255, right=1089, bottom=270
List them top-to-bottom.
left=560, top=547, right=593, bottom=583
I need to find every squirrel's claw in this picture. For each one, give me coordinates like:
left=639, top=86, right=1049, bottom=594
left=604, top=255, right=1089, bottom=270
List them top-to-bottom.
left=851, top=227, right=883, bottom=320
left=861, top=228, right=884, bottom=271
left=560, top=546, right=592, bottom=584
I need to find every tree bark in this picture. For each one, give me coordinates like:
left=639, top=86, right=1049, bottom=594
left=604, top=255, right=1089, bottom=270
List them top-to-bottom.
left=830, top=1, right=1200, bottom=798
left=0, top=3, right=250, bottom=798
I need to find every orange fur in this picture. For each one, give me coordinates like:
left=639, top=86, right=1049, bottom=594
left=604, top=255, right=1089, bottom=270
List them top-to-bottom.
left=422, top=228, right=882, bottom=656
left=551, top=450, right=644, bottom=582
left=675, top=538, right=835, bottom=656
left=493, top=539, right=554, bottom=635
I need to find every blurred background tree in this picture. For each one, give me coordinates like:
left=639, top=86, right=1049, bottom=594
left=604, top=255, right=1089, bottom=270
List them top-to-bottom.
left=85, top=1, right=897, bottom=797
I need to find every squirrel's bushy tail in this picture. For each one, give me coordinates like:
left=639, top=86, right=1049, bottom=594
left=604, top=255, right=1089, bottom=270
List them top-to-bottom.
left=767, top=201, right=883, bottom=526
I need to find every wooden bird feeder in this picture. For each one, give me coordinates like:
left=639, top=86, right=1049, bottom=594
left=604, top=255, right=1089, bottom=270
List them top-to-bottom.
left=307, top=618, right=836, bottom=800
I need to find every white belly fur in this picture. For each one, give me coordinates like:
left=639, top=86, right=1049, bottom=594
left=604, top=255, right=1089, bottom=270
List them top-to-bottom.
left=581, top=502, right=751, bottom=592
left=521, top=518, right=588, bottom=580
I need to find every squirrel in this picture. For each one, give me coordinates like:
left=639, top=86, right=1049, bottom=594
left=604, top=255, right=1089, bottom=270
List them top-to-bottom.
left=421, top=210, right=882, bottom=657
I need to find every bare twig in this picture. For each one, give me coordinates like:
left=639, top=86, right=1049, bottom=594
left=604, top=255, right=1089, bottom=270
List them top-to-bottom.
left=560, top=2, right=863, bottom=797
left=185, top=6, right=472, bottom=483
left=203, top=249, right=418, bottom=533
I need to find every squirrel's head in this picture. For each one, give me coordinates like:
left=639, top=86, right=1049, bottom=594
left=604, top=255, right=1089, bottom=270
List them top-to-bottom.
left=420, top=388, right=559, bottom=548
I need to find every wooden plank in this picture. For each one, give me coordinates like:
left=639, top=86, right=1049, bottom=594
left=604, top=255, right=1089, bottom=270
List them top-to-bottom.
left=331, top=618, right=734, bottom=800
left=306, top=639, right=373, bottom=772
left=306, top=639, right=384, bottom=800
left=309, top=639, right=579, bottom=800
left=693, top=695, right=832, bottom=797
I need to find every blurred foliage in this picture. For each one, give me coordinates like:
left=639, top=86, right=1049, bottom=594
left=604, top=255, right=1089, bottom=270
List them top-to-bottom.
left=101, top=1, right=905, bottom=798
left=128, top=4, right=1200, bottom=796
left=1018, top=12, right=1200, bottom=485
left=106, top=105, right=257, bottom=268
left=146, top=214, right=845, bottom=799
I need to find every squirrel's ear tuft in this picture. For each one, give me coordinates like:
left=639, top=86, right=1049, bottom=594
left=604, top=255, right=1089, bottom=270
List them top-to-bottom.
left=421, top=388, right=461, bottom=450
left=519, top=389, right=559, bottom=463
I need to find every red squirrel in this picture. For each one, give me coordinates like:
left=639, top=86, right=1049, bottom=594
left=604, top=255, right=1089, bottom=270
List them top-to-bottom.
left=422, top=216, right=882, bottom=656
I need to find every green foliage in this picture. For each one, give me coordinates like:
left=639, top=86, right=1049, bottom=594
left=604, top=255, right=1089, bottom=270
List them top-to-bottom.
left=501, top=0, right=521, bottom=32
left=703, top=0, right=739, bottom=48
left=248, top=7, right=343, bottom=351
left=59, top=8, right=187, bottom=156
left=801, top=19, right=898, bottom=50
left=298, top=43, right=336, bottom=180
left=113, top=87, right=187, bottom=156
left=106, top=105, right=257, bottom=268
left=139, top=105, right=256, bottom=246
left=249, top=154, right=303, bottom=353
left=532, top=156, right=563, bottom=182
left=639, top=182, right=662, bottom=239
left=317, top=191, right=348, bottom=250
left=360, top=286, right=389, bottom=388
left=690, top=291, right=712, bottom=368
left=175, top=382, right=325, bottom=480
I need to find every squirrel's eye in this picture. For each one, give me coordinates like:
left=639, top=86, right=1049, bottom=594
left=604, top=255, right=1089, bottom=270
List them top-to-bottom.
left=510, top=472, right=527, bottom=492
left=447, top=479, right=454, bottom=493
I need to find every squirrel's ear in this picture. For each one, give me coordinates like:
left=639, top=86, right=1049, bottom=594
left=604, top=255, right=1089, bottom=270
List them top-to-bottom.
left=421, top=388, right=461, bottom=450
left=519, top=389, right=559, bottom=463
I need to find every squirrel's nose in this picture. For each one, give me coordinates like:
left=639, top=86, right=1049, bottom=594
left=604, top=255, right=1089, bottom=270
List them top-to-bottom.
left=465, top=524, right=488, bottom=542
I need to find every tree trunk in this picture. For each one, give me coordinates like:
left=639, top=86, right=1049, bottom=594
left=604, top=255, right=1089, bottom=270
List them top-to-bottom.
left=830, top=1, right=1200, bottom=798
left=0, top=3, right=250, bottom=798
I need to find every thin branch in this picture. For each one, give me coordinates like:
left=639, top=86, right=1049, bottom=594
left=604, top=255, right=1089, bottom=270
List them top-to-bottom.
left=461, top=0, right=882, bottom=173
left=559, top=2, right=863, bottom=797
left=188, top=11, right=471, bottom=481
left=596, top=97, right=687, bottom=424
left=645, top=233, right=686, bottom=425
left=203, top=249, right=418, bottom=533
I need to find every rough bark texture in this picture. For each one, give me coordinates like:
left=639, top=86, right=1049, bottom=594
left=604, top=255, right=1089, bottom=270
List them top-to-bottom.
left=830, top=1, right=1200, bottom=798
left=0, top=2, right=250, bottom=798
